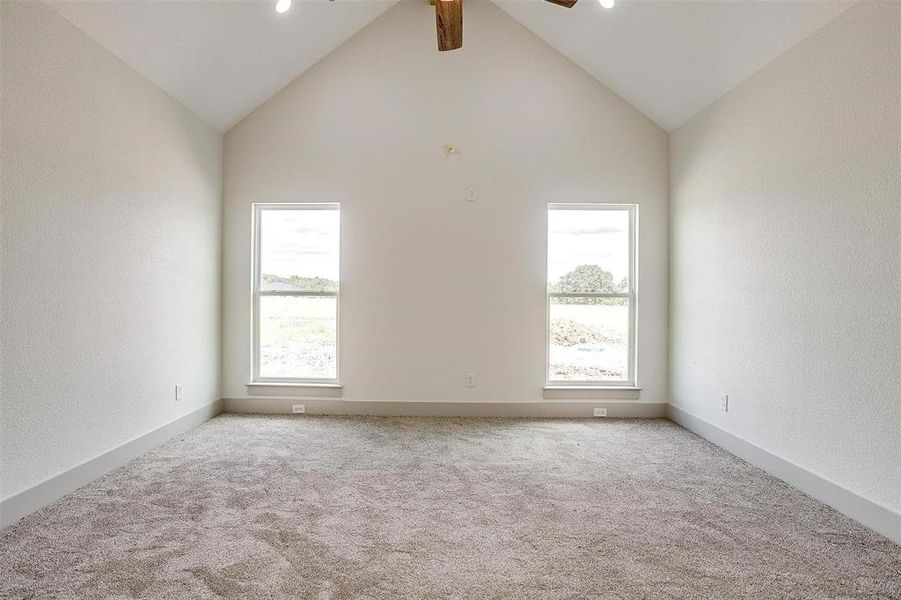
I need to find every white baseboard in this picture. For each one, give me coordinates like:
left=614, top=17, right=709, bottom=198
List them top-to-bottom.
left=224, top=397, right=666, bottom=418
left=0, top=399, right=223, bottom=529
left=666, top=404, right=900, bottom=545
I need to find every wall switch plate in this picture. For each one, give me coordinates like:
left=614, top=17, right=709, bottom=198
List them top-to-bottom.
left=465, top=373, right=476, bottom=387
left=175, top=384, right=182, bottom=402
left=721, top=395, right=729, bottom=412
left=292, top=404, right=305, bottom=414
left=593, top=407, right=607, bottom=417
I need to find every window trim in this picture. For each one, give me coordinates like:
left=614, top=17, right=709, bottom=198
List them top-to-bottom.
left=251, top=202, right=341, bottom=384
left=546, top=203, right=638, bottom=388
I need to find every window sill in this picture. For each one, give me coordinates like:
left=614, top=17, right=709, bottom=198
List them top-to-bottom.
left=245, top=382, right=343, bottom=398
left=542, top=386, right=641, bottom=400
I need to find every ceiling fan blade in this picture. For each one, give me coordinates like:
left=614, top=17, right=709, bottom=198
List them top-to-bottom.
left=435, top=0, right=463, bottom=52
left=544, top=0, right=578, bottom=7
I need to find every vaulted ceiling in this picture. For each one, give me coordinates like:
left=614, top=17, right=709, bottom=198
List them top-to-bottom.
left=45, top=0, right=853, bottom=132
left=493, top=0, right=851, bottom=130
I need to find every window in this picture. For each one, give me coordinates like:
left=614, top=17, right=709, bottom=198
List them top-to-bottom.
left=252, top=204, right=340, bottom=382
left=547, top=204, right=636, bottom=386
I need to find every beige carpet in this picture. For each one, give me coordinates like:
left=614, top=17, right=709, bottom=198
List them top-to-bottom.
left=1, top=414, right=899, bottom=599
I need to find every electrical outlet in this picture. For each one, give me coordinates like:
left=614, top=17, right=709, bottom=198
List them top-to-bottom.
left=465, top=373, right=476, bottom=388
left=175, top=384, right=182, bottom=402
left=721, top=395, right=729, bottom=412
left=292, top=404, right=305, bottom=414
left=593, top=407, right=607, bottom=417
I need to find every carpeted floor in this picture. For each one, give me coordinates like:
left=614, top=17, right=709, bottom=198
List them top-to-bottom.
left=1, top=415, right=899, bottom=599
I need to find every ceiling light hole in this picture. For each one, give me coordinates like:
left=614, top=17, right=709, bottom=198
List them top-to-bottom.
left=275, top=0, right=292, bottom=14
left=599, top=0, right=615, bottom=9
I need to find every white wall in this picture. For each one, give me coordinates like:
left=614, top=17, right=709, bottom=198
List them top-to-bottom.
left=222, top=0, right=668, bottom=405
left=670, top=1, right=900, bottom=513
left=0, top=2, right=223, bottom=499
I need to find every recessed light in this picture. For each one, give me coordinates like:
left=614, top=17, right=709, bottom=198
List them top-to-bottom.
left=275, top=0, right=292, bottom=14
left=599, top=0, right=615, bottom=8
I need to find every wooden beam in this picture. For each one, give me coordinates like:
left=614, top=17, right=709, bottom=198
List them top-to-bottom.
left=435, top=0, right=462, bottom=52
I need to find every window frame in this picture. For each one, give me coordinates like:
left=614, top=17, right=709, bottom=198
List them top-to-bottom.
left=251, top=202, right=341, bottom=384
left=546, top=203, right=638, bottom=388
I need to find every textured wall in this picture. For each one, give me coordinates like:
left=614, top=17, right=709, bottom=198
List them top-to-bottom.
left=222, top=1, right=669, bottom=404
left=670, top=1, right=901, bottom=512
left=0, top=2, right=223, bottom=499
